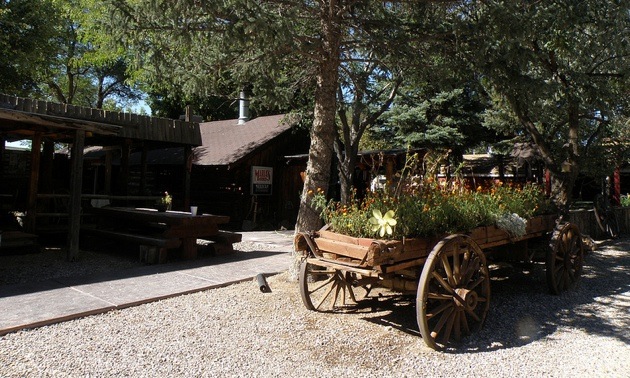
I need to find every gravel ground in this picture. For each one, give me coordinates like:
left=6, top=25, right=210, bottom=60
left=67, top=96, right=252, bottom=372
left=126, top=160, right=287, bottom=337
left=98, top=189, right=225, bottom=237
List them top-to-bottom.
left=0, top=238, right=628, bottom=377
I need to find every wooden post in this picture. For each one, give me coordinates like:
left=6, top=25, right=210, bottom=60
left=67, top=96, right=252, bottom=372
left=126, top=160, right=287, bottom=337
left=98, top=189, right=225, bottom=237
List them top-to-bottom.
left=183, top=106, right=192, bottom=210
left=67, top=130, right=85, bottom=261
left=26, top=133, right=42, bottom=233
left=0, top=135, right=5, bottom=192
left=118, top=139, right=131, bottom=196
left=40, top=140, right=55, bottom=193
left=140, top=144, right=148, bottom=195
left=183, top=145, right=192, bottom=210
left=104, top=150, right=112, bottom=194
left=385, top=156, right=395, bottom=190
left=613, top=167, right=621, bottom=206
left=545, top=169, right=551, bottom=196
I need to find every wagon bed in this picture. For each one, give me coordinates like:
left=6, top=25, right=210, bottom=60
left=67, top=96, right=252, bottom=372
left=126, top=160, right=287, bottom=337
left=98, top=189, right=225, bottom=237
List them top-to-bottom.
left=295, top=214, right=584, bottom=350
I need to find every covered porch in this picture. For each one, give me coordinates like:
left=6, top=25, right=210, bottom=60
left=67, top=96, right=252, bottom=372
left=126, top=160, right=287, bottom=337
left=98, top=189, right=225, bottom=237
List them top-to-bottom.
left=0, top=94, right=202, bottom=259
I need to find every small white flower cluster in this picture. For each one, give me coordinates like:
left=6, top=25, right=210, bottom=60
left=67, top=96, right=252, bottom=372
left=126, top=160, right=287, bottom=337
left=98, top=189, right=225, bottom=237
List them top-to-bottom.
left=495, top=213, right=527, bottom=237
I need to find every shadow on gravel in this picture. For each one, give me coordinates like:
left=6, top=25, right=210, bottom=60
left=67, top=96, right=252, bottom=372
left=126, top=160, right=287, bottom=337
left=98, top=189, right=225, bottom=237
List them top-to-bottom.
left=357, top=237, right=629, bottom=353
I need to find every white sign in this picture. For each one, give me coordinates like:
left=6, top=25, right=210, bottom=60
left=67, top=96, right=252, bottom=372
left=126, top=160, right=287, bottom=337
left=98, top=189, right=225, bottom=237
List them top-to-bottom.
left=251, top=166, right=273, bottom=195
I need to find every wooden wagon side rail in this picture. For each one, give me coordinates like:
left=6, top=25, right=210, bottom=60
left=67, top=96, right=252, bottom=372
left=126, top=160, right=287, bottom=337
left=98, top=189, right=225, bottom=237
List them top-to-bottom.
left=296, top=214, right=558, bottom=269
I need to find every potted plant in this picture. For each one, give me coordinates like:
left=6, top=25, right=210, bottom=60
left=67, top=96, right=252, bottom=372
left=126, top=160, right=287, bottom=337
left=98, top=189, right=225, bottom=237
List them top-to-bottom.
left=156, top=191, right=172, bottom=212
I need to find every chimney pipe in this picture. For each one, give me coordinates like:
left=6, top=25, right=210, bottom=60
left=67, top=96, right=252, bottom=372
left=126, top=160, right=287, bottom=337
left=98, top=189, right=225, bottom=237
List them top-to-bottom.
left=238, top=90, right=250, bottom=125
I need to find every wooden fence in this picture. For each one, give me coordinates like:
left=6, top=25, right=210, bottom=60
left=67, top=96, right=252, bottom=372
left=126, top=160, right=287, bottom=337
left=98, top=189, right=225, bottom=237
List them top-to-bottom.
left=568, top=207, right=630, bottom=240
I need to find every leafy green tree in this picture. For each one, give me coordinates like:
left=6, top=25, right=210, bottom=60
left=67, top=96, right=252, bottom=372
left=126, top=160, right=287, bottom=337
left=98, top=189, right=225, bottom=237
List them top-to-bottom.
left=0, top=0, right=60, bottom=95
left=35, top=0, right=142, bottom=108
left=105, top=0, right=447, bottom=233
left=451, top=0, right=630, bottom=210
left=335, top=54, right=403, bottom=204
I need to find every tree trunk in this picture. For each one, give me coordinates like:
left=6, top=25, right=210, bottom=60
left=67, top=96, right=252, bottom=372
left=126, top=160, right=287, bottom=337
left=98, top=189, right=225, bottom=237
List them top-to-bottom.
left=292, top=3, right=342, bottom=280
left=295, top=5, right=341, bottom=235
left=338, top=152, right=357, bottom=205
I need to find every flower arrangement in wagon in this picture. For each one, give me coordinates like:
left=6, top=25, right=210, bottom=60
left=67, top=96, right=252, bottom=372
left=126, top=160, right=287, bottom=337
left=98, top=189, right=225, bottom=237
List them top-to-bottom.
left=309, top=178, right=554, bottom=240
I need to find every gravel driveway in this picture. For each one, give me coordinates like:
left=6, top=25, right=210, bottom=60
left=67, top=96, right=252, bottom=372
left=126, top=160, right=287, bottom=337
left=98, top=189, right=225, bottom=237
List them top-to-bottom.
left=0, top=238, right=628, bottom=377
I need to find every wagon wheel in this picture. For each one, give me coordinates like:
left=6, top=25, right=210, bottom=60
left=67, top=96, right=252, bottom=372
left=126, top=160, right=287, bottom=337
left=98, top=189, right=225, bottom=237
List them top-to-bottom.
left=547, top=223, right=584, bottom=295
left=417, top=235, right=491, bottom=350
left=299, top=259, right=369, bottom=312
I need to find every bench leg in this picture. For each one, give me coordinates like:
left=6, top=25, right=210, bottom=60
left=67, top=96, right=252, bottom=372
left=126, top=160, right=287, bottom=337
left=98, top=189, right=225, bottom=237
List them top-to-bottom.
left=181, top=238, right=198, bottom=259
left=139, top=245, right=169, bottom=264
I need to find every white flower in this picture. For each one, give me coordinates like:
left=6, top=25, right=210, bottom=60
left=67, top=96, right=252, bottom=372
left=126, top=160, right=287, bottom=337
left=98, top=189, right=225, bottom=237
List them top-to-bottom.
left=369, top=209, right=397, bottom=237
left=496, top=213, right=527, bottom=237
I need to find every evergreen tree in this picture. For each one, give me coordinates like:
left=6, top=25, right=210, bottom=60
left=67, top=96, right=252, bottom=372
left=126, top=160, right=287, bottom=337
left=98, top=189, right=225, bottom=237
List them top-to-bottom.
left=450, top=0, right=630, bottom=210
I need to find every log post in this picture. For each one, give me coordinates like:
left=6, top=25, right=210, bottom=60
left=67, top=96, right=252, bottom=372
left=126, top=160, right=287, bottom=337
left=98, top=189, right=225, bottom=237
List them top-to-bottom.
left=67, top=129, right=85, bottom=260
left=26, top=133, right=42, bottom=233
left=118, top=139, right=131, bottom=196
left=140, top=144, right=148, bottom=195
left=183, top=145, right=192, bottom=210
left=104, top=150, right=112, bottom=194
left=613, top=167, right=621, bottom=206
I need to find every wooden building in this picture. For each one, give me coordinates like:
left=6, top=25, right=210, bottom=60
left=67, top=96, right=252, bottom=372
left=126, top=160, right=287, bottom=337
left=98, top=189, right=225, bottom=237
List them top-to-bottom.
left=0, top=94, right=201, bottom=258
left=191, top=113, right=309, bottom=229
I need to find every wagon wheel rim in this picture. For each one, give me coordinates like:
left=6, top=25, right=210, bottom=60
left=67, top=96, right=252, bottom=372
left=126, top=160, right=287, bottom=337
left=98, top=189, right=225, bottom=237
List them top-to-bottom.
left=547, top=223, right=584, bottom=295
left=417, top=235, right=490, bottom=350
left=299, top=259, right=366, bottom=312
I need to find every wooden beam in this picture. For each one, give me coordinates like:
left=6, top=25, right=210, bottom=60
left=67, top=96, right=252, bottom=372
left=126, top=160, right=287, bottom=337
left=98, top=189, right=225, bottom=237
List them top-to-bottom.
left=0, top=108, right=121, bottom=135
left=67, top=129, right=85, bottom=260
left=26, top=133, right=42, bottom=233
left=0, top=135, right=4, bottom=192
left=40, top=139, right=54, bottom=193
left=118, top=139, right=131, bottom=195
left=140, top=144, right=148, bottom=195
left=183, top=145, right=192, bottom=210
left=104, top=150, right=112, bottom=194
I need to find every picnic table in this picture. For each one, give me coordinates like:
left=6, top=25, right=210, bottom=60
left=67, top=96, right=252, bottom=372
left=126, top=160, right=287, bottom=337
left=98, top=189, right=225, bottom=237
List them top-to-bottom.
left=84, top=207, right=237, bottom=263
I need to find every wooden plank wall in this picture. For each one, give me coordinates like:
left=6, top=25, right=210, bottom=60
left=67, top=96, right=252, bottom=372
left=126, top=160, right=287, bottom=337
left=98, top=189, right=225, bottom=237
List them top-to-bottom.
left=0, top=94, right=201, bottom=145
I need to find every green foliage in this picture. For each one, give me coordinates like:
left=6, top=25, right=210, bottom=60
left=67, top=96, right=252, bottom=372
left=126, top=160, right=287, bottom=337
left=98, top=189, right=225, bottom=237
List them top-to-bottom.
left=0, top=0, right=60, bottom=95
left=449, top=0, right=630, bottom=206
left=310, top=179, right=553, bottom=239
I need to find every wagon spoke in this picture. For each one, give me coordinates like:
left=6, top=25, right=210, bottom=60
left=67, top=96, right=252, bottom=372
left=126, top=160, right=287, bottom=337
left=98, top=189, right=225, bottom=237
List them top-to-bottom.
left=418, top=235, right=490, bottom=350
left=452, top=245, right=461, bottom=285
left=460, top=249, right=471, bottom=279
left=440, top=254, right=455, bottom=286
left=462, top=257, right=480, bottom=286
left=432, top=271, right=455, bottom=294
left=310, top=275, right=337, bottom=295
left=467, top=276, right=486, bottom=290
left=315, top=280, right=338, bottom=310
left=428, top=292, right=454, bottom=300
left=426, top=300, right=454, bottom=320
left=462, top=305, right=481, bottom=323
left=430, top=306, right=454, bottom=340
left=441, top=309, right=456, bottom=344
left=461, top=310, right=470, bottom=335
left=453, top=311, right=462, bottom=342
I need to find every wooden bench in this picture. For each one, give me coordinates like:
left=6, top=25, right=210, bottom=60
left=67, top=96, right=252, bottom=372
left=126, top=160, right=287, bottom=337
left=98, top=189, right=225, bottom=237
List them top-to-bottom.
left=81, top=226, right=181, bottom=264
left=0, top=230, right=39, bottom=253
left=198, top=230, right=242, bottom=255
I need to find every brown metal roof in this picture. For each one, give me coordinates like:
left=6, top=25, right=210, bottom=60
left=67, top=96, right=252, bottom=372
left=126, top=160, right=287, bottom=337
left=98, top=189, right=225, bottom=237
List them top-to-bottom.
left=193, top=114, right=296, bottom=167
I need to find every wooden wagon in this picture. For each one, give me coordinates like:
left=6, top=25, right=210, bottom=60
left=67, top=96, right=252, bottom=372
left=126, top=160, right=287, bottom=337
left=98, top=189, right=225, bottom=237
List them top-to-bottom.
left=294, top=214, right=585, bottom=350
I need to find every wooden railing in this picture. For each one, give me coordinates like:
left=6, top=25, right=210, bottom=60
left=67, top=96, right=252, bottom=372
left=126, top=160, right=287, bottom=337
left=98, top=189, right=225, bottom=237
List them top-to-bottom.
left=0, top=94, right=201, bottom=145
